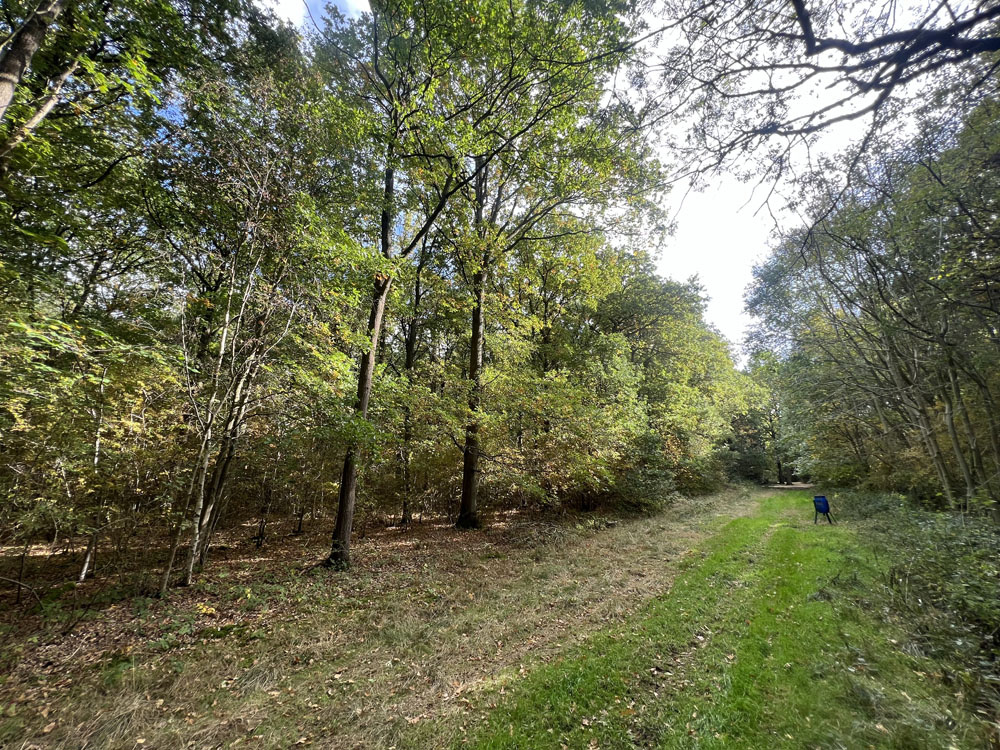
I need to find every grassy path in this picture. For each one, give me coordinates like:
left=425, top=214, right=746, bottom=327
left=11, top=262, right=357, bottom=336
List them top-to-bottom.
left=3, top=489, right=989, bottom=748
left=460, top=490, right=988, bottom=749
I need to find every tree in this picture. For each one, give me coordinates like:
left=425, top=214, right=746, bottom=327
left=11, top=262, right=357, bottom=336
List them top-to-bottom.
left=314, top=0, right=492, bottom=567
left=439, top=0, right=662, bottom=528
left=653, top=0, right=1000, bottom=179
left=149, top=34, right=364, bottom=588
left=748, top=90, right=1000, bottom=507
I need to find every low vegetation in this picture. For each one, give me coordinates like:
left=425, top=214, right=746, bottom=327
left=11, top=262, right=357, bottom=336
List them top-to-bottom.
left=468, top=490, right=997, bottom=749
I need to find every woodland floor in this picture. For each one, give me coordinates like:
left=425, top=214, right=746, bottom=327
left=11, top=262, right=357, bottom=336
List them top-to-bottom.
left=0, top=488, right=992, bottom=749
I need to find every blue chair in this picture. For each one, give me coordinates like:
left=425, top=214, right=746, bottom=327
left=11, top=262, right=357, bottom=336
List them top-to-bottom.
left=813, top=495, right=834, bottom=524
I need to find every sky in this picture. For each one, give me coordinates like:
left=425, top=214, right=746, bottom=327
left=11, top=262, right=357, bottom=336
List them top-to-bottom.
left=262, top=0, right=369, bottom=25
left=658, top=110, right=872, bottom=352
left=659, top=179, right=773, bottom=353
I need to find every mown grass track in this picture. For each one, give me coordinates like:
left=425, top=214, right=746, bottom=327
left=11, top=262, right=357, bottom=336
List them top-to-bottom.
left=462, top=491, right=990, bottom=749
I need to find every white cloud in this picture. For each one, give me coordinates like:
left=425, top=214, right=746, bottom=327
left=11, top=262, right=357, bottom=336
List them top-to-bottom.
left=257, top=0, right=305, bottom=25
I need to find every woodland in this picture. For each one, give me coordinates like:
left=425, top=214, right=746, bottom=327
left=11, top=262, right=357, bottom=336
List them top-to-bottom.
left=1, top=0, right=1000, bottom=747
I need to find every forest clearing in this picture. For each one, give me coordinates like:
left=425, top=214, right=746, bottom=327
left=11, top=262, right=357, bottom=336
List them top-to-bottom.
left=1, top=488, right=995, bottom=749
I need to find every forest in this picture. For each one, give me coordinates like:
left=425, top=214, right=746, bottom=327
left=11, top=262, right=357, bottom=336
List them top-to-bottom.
left=1, top=0, right=999, bottom=748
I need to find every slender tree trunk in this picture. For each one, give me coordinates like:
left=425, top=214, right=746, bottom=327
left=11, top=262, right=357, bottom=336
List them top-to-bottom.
left=0, top=0, right=66, bottom=124
left=326, top=141, right=397, bottom=567
left=457, top=162, right=489, bottom=529
left=457, top=264, right=486, bottom=528
left=327, top=274, right=393, bottom=566
left=885, top=347, right=955, bottom=506
left=195, top=364, right=255, bottom=568
left=949, top=366, right=988, bottom=496
left=79, top=367, right=106, bottom=583
left=940, top=383, right=975, bottom=508
left=916, top=400, right=955, bottom=507
left=182, top=432, right=215, bottom=586
left=198, top=443, right=234, bottom=569
left=256, top=481, right=274, bottom=549
left=159, top=488, right=193, bottom=597
left=201, top=491, right=229, bottom=564
left=78, top=530, right=97, bottom=583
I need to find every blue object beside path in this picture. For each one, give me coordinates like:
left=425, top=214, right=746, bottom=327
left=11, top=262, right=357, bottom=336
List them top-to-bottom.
left=813, top=495, right=834, bottom=524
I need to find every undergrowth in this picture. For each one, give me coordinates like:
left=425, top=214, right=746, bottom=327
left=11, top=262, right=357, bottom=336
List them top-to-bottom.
left=834, top=490, right=1000, bottom=734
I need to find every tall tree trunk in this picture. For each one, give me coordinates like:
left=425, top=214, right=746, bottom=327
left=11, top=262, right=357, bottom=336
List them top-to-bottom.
left=0, top=0, right=66, bottom=124
left=327, top=142, right=397, bottom=567
left=457, top=162, right=489, bottom=529
left=457, top=265, right=486, bottom=528
left=327, top=274, right=391, bottom=565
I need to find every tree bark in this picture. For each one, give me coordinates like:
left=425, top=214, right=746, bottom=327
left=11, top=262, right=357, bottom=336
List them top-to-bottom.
left=0, top=0, right=66, bottom=124
left=0, top=58, right=76, bottom=168
left=457, top=162, right=489, bottom=529
left=457, top=265, right=486, bottom=528
left=327, top=273, right=393, bottom=566
left=194, top=362, right=255, bottom=568
left=182, top=431, right=214, bottom=586
left=78, top=531, right=96, bottom=583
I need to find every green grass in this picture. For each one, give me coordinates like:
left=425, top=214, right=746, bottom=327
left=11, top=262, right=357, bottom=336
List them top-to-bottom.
left=4, top=489, right=989, bottom=749
left=461, top=491, right=988, bottom=749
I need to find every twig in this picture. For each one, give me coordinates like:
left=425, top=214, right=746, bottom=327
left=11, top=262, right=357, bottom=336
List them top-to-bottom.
left=0, top=576, right=43, bottom=606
